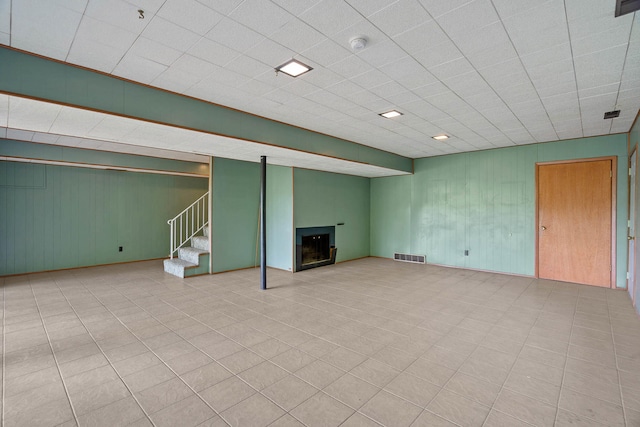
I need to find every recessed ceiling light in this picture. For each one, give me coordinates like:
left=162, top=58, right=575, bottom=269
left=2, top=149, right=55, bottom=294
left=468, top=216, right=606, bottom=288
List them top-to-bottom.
left=275, top=59, right=313, bottom=77
left=379, top=110, right=403, bottom=119
left=432, top=135, right=449, bottom=140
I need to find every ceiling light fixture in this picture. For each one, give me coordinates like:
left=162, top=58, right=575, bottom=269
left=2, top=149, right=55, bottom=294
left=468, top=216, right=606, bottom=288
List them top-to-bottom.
left=275, top=59, right=313, bottom=77
left=379, top=110, right=403, bottom=119
left=432, top=135, right=449, bottom=140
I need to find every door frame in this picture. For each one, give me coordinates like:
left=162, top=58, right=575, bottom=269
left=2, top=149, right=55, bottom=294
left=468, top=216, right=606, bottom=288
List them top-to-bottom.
left=629, top=146, right=637, bottom=303
left=535, top=156, right=617, bottom=288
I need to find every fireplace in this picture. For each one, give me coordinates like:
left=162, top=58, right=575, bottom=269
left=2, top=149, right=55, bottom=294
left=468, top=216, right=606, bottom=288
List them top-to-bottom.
left=296, top=226, right=336, bottom=272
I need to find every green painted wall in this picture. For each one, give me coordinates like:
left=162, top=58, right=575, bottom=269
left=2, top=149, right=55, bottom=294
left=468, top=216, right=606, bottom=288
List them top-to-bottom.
left=0, top=47, right=412, bottom=173
left=371, top=134, right=629, bottom=287
left=0, top=139, right=209, bottom=176
left=210, top=158, right=260, bottom=273
left=0, top=160, right=207, bottom=276
left=266, top=166, right=293, bottom=271
left=294, top=169, right=370, bottom=263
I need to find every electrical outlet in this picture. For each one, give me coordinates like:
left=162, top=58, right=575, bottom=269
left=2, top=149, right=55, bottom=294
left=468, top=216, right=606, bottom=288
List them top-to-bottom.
left=119, top=246, right=123, bottom=252
left=464, top=250, right=469, bottom=256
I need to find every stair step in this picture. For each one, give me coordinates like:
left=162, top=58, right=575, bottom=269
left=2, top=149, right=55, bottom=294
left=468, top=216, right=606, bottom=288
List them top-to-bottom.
left=192, top=236, right=208, bottom=250
left=179, top=247, right=209, bottom=264
left=163, top=258, right=197, bottom=279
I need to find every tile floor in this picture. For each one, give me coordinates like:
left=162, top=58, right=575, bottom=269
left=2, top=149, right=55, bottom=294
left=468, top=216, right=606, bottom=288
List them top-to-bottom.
left=1, top=258, right=640, bottom=427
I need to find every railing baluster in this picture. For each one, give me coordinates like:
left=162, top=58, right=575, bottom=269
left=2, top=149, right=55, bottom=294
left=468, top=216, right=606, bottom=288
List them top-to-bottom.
left=167, top=192, right=208, bottom=260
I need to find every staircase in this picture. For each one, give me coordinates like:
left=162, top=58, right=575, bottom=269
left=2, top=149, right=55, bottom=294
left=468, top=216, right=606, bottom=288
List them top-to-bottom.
left=163, top=192, right=209, bottom=278
left=163, top=227, right=210, bottom=278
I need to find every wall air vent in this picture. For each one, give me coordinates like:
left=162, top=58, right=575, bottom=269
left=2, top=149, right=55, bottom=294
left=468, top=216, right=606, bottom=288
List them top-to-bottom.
left=615, top=0, right=640, bottom=17
left=604, top=110, right=620, bottom=119
left=394, top=253, right=426, bottom=264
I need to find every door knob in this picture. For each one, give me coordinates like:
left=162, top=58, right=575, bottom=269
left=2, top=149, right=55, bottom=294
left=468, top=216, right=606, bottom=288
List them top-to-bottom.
left=541, top=226, right=547, bottom=231
left=629, top=236, right=635, bottom=240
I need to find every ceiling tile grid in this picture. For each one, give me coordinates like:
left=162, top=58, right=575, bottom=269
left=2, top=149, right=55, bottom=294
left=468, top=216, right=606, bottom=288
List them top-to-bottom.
left=1, top=0, right=638, bottom=174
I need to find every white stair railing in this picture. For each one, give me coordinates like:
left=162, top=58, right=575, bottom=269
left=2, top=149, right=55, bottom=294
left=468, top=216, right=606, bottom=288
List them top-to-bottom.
left=168, top=192, right=209, bottom=258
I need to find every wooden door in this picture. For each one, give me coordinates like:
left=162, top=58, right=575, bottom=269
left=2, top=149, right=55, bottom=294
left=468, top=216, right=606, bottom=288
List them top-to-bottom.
left=537, top=159, right=613, bottom=287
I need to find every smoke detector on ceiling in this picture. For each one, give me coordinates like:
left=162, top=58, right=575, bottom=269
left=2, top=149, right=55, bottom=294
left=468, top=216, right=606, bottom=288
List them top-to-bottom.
left=349, top=37, right=367, bottom=52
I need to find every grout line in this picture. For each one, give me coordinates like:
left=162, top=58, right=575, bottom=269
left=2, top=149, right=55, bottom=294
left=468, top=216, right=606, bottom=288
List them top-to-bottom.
left=3, top=260, right=639, bottom=426
left=48, top=273, right=156, bottom=426
left=28, top=275, right=81, bottom=427
left=481, top=278, right=555, bottom=426
left=609, top=289, right=629, bottom=427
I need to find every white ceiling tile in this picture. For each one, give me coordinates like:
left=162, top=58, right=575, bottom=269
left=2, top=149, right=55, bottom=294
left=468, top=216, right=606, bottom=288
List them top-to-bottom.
left=0, top=0, right=10, bottom=36
left=11, top=0, right=83, bottom=60
left=85, top=0, right=151, bottom=32
left=157, top=0, right=223, bottom=35
left=195, top=0, right=245, bottom=16
left=229, top=0, right=294, bottom=36
left=270, top=0, right=321, bottom=16
left=300, top=0, right=363, bottom=36
left=343, top=0, right=398, bottom=16
left=368, top=0, right=432, bottom=37
left=418, top=0, right=473, bottom=18
left=436, top=0, right=500, bottom=37
left=492, top=0, right=546, bottom=20
left=565, top=0, right=616, bottom=24
left=502, top=1, right=569, bottom=56
left=142, top=16, right=200, bottom=52
left=204, top=18, right=265, bottom=52
left=269, top=19, right=326, bottom=52
left=394, top=20, right=450, bottom=54
left=571, top=22, right=632, bottom=58
left=128, top=37, right=182, bottom=66
left=66, top=38, right=124, bottom=73
left=188, top=38, right=241, bottom=67
left=245, top=39, right=295, bottom=67
left=302, top=39, right=352, bottom=67
left=357, top=40, right=407, bottom=68
left=413, top=40, right=464, bottom=69
left=464, top=42, right=518, bottom=70
left=520, top=43, right=572, bottom=69
left=574, top=44, right=629, bottom=89
left=113, top=54, right=168, bottom=84
left=170, top=55, right=219, bottom=79
left=226, top=55, right=272, bottom=78
left=331, top=55, right=371, bottom=78
left=428, top=57, right=475, bottom=80
left=152, top=67, right=203, bottom=94
left=444, top=71, right=492, bottom=99
left=369, top=81, right=408, bottom=98
left=0, top=95, right=8, bottom=128
left=8, top=97, right=61, bottom=132
left=50, top=108, right=105, bottom=136
left=6, top=129, right=36, bottom=141
left=31, top=132, right=60, bottom=144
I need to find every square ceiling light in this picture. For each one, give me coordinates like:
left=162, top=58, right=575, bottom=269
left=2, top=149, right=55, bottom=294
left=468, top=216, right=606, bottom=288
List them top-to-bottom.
left=275, top=59, right=313, bottom=77
left=379, top=110, right=403, bottom=119
left=432, top=134, right=449, bottom=140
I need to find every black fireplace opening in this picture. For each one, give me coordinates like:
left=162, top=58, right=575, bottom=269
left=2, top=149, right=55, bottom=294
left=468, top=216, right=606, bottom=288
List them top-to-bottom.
left=295, top=226, right=336, bottom=272
left=301, top=234, right=330, bottom=266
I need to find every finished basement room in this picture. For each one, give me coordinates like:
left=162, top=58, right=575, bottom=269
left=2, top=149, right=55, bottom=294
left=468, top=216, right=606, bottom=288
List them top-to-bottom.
left=1, top=0, right=640, bottom=426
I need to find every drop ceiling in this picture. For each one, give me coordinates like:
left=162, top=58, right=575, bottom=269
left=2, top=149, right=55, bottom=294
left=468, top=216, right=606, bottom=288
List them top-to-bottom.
left=0, top=0, right=638, bottom=174
left=0, top=95, right=404, bottom=177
